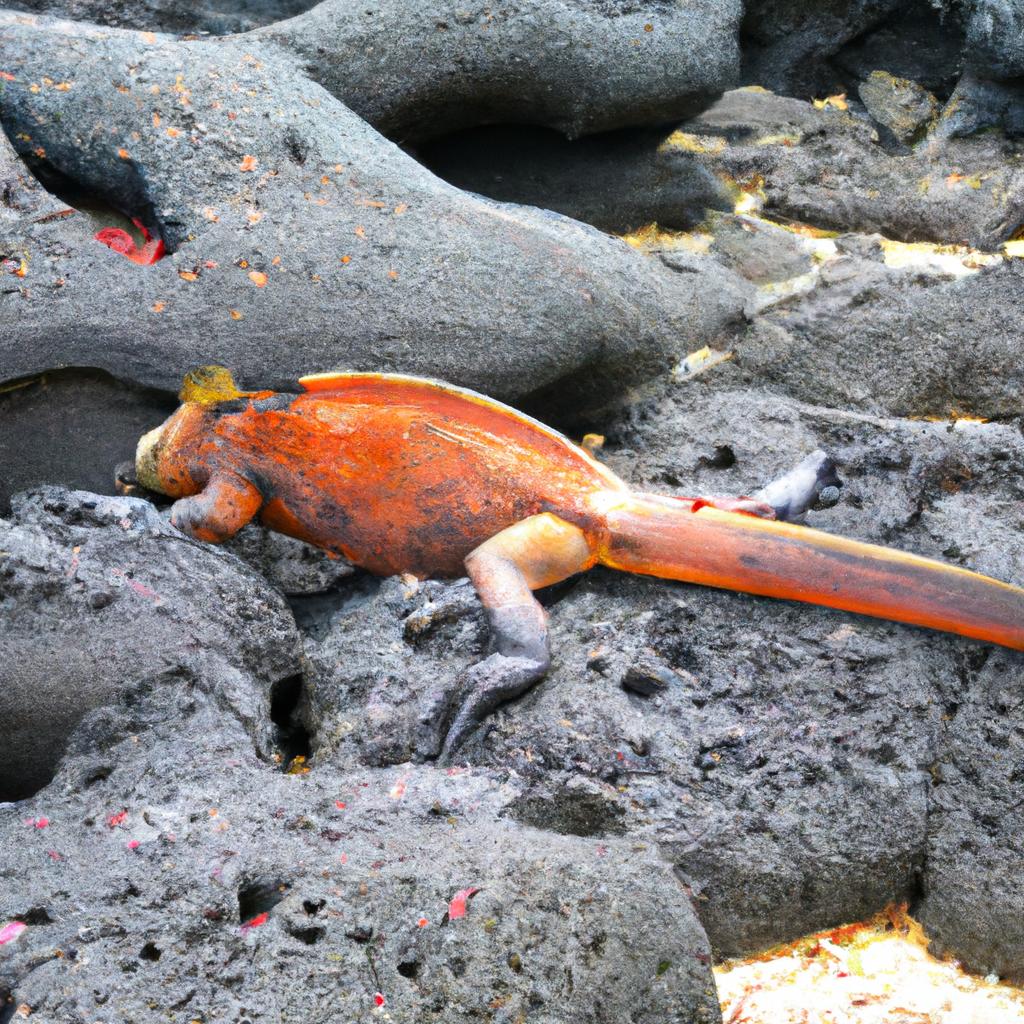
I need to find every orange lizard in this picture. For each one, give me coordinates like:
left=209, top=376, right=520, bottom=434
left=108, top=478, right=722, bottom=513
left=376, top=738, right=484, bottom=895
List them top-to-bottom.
left=133, top=367, right=1024, bottom=757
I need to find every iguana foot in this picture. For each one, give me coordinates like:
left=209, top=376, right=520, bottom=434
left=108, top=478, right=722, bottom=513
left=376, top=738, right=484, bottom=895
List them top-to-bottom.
left=754, top=449, right=842, bottom=523
left=416, top=513, right=594, bottom=762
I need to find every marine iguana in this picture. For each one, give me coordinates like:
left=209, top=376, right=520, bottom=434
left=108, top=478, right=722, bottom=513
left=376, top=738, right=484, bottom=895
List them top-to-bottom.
left=132, top=367, right=1024, bottom=758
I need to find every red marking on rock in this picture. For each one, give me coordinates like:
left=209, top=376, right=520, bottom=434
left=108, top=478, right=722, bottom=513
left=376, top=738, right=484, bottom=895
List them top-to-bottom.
left=94, top=226, right=166, bottom=265
left=335, top=800, right=346, bottom=810
left=107, top=810, right=128, bottom=828
left=127, top=839, right=140, bottom=850
left=47, top=850, right=61, bottom=861
left=447, top=887, right=480, bottom=920
left=241, top=911, right=269, bottom=932
left=0, top=922, right=26, bottom=945
left=373, top=993, right=385, bottom=1007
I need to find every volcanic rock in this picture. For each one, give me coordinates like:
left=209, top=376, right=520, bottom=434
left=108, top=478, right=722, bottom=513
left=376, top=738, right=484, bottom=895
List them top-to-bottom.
left=0, top=13, right=747, bottom=415
left=0, top=487, right=301, bottom=800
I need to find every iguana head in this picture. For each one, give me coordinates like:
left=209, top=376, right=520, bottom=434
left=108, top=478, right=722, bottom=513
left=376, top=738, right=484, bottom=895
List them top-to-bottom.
left=134, top=365, right=249, bottom=495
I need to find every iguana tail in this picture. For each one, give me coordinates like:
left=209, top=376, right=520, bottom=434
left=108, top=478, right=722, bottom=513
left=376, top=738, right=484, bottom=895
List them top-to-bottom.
left=597, top=492, right=1024, bottom=651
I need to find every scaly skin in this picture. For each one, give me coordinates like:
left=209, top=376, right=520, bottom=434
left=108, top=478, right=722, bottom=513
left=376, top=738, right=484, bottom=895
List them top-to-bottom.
left=136, top=367, right=1024, bottom=758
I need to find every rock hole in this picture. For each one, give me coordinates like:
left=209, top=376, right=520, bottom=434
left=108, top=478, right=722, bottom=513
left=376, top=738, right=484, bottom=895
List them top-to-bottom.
left=698, top=444, right=736, bottom=470
left=269, top=675, right=312, bottom=770
left=238, top=877, right=290, bottom=922
left=302, top=898, right=326, bottom=916
left=14, top=907, right=52, bottom=926
left=287, top=925, right=325, bottom=945
left=139, top=942, right=161, bottom=961
left=397, top=959, right=420, bottom=978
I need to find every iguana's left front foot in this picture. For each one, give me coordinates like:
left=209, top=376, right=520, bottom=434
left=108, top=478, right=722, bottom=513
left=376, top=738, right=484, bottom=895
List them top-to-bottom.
left=416, top=513, right=594, bottom=762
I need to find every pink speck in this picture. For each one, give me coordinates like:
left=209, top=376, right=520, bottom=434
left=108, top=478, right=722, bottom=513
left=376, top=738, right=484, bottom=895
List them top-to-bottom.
left=615, top=751, right=625, bottom=761
left=388, top=778, right=407, bottom=800
left=335, top=801, right=346, bottom=810
left=107, top=810, right=128, bottom=828
left=29, top=817, right=48, bottom=829
left=127, top=839, right=140, bottom=850
left=47, top=850, right=61, bottom=861
left=339, top=853, right=348, bottom=865
left=448, top=887, right=480, bottom=920
left=240, top=911, right=268, bottom=932
left=417, top=917, right=428, bottom=928
left=0, top=921, right=26, bottom=945
left=373, top=992, right=385, bottom=1007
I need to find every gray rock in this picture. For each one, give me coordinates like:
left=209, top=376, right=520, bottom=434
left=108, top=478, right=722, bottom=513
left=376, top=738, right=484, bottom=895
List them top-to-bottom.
left=6, top=0, right=318, bottom=34
left=254, top=0, right=742, bottom=142
left=741, top=0, right=904, bottom=98
left=960, top=0, right=1024, bottom=79
left=0, top=14, right=746, bottom=416
left=858, top=69, right=939, bottom=144
left=681, top=88, right=1024, bottom=249
left=419, top=124, right=734, bottom=234
left=739, top=255, right=1024, bottom=420
left=0, top=487, right=301, bottom=800
left=225, top=522, right=355, bottom=596
left=918, top=647, right=1024, bottom=980
left=0, top=668, right=721, bottom=1023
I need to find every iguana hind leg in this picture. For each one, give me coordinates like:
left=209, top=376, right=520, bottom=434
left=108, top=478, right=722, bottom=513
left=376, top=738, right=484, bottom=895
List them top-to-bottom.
left=419, top=513, right=596, bottom=762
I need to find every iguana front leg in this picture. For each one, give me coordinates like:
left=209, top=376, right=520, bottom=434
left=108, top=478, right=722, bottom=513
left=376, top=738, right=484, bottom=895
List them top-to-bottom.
left=169, top=473, right=263, bottom=543
left=418, top=513, right=596, bottom=762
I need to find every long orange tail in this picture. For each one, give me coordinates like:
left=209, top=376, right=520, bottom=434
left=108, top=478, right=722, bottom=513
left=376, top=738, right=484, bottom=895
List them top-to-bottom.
left=598, top=492, right=1024, bottom=651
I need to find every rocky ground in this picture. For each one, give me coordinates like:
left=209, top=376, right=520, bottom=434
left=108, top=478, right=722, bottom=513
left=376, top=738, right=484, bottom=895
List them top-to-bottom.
left=2, top=0, right=1024, bottom=1021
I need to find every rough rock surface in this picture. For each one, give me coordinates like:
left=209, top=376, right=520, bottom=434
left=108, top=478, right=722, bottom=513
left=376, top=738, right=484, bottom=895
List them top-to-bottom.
left=0, top=13, right=746, bottom=414
left=680, top=88, right=1024, bottom=248
left=0, top=488, right=301, bottom=800
left=0, top=640, right=721, bottom=1023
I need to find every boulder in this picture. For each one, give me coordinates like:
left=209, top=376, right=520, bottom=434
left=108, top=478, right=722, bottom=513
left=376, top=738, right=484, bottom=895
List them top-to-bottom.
left=0, top=14, right=748, bottom=415
left=0, top=487, right=301, bottom=800
left=0, top=658, right=721, bottom=1023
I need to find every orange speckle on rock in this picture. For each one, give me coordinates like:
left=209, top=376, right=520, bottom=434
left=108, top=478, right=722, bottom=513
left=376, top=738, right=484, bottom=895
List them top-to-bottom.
left=644, top=22, right=653, bottom=31
left=140, top=30, right=157, bottom=43
left=0, top=72, right=15, bottom=82
left=54, top=82, right=72, bottom=92
left=150, top=84, right=160, bottom=95
left=152, top=112, right=161, bottom=127
left=166, top=127, right=180, bottom=139
left=33, top=146, right=45, bottom=159
left=117, top=147, right=131, bottom=160
left=239, top=154, right=257, bottom=172
left=320, top=174, right=331, bottom=185
left=393, top=202, right=408, bottom=215
left=202, top=206, right=219, bottom=222
left=246, top=210, right=263, bottom=224
left=354, top=225, right=366, bottom=239
left=271, top=255, right=281, bottom=266
left=340, top=255, right=351, bottom=264
left=204, top=259, right=218, bottom=269
left=178, top=269, right=199, bottom=282
left=388, top=269, right=398, bottom=280
left=248, top=270, right=267, bottom=287
left=151, top=301, right=165, bottom=313
left=229, top=309, right=243, bottom=320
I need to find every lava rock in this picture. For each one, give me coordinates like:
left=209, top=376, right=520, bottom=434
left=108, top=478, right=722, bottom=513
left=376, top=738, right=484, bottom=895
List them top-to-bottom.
left=5, top=0, right=318, bottom=34
left=254, top=0, right=743, bottom=142
left=741, top=0, right=905, bottom=99
left=0, top=14, right=747, bottom=418
left=858, top=69, right=939, bottom=144
left=680, top=88, right=1024, bottom=249
left=418, top=124, right=734, bottom=235
left=738, top=254, right=1024, bottom=421
left=0, top=487, right=301, bottom=800
left=225, top=523, right=355, bottom=596
left=917, top=646, right=1024, bottom=980
left=0, top=672, right=721, bottom=1023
